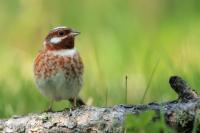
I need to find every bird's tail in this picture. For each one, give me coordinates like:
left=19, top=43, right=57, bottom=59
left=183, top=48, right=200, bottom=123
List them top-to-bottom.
left=69, top=97, right=85, bottom=107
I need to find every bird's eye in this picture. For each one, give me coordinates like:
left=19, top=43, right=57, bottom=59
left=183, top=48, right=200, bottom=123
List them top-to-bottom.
left=58, top=31, right=65, bottom=36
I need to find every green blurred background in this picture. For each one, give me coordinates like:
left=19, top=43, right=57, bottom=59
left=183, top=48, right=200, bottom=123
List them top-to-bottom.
left=0, top=0, right=200, bottom=118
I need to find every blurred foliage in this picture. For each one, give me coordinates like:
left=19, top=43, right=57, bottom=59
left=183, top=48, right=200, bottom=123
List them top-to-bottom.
left=0, top=0, right=200, bottom=125
left=124, top=111, right=175, bottom=133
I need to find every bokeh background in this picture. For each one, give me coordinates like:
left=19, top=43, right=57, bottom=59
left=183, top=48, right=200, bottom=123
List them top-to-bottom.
left=0, top=0, right=200, bottom=119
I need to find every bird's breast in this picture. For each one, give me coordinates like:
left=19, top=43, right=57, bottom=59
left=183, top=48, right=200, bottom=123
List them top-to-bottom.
left=34, top=49, right=84, bottom=80
left=33, top=50, right=84, bottom=100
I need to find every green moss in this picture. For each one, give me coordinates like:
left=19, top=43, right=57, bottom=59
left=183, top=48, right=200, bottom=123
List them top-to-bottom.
left=124, top=111, right=174, bottom=133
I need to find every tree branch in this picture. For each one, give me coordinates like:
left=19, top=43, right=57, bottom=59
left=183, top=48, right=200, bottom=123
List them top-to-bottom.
left=0, top=76, right=200, bottom=132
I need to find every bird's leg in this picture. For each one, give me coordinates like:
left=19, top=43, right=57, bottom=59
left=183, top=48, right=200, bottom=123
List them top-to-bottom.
left=68, top=97, right=78, bottom=112
left=68, top=97, right=76, bottom=116
left=73, top=97, right=77, bottom=108
left=44, top=100, right=53, bottom=112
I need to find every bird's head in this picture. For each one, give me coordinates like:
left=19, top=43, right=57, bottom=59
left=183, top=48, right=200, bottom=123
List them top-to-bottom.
left=44, top=26, right=80, bottom=50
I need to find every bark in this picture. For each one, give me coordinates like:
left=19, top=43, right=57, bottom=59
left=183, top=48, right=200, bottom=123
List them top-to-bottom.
left=0, top=76, right=200, bottom=133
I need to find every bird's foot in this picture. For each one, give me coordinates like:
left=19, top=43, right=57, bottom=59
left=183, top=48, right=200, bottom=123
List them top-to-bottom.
left=42, top=101, right=54, bottom=113
left=71, top=105, right=77, bottom=110
left=43, top=107, right=54, bottom=113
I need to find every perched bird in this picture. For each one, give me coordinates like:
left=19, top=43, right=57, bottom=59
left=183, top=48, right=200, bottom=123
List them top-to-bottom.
left=33, top=26, right=85, bottom=111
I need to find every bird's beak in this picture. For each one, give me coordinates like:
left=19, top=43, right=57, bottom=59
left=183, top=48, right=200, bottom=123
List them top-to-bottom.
left=69, top=30, right=80, bottom=37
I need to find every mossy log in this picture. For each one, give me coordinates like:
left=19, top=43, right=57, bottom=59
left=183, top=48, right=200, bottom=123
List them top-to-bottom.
left=0, top=76, right=200, bottom=133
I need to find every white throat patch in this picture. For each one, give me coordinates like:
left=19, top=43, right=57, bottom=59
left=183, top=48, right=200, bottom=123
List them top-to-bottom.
left=51, top=48, right=77, bottom=56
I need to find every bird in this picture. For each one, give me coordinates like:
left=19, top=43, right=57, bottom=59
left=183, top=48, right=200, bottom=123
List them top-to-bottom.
left=33, top=26, right=85, bottom=111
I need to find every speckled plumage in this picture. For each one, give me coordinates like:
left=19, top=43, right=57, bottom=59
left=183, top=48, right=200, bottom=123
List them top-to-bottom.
left=33, top=27, right=84, bottom=106
left=34, top=49, right=83, bottom=101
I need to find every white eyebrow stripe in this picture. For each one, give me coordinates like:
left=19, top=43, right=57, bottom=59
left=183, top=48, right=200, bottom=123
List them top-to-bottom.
left=53, top=26, right=67, bottom=30
left=50, top=37, right=62, bottom=44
